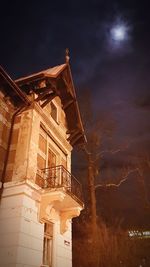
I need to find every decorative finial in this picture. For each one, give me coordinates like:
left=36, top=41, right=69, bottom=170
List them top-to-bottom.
left=65, top=48, right=70, bottom=63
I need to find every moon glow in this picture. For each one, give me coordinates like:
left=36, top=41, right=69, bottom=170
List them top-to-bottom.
left=110, top=24, right=127, bottom=42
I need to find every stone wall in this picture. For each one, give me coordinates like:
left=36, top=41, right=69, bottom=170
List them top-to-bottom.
left=0, top=90, right=14, bottom=182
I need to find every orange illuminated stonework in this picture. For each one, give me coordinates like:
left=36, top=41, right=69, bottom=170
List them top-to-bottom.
left=0, top=58, right=86, bottom=267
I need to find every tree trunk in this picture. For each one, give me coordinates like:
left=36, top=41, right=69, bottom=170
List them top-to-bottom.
left=87, top=153, right=100, bottom=267
left=87, top=153, right=97, bottom=234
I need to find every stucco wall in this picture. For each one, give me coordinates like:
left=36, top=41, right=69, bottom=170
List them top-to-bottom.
left=0, top=180, right=73, bottom=267
left=0, top=181, right=43, bottom=267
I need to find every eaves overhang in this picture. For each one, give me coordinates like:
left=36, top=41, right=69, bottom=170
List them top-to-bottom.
left=15, top=64, right=67, bottom=83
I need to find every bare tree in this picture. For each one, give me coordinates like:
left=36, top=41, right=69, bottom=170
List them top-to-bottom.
left=73, top=90, right=150, bottom=267
left=76, top=91, right=119, bottom=266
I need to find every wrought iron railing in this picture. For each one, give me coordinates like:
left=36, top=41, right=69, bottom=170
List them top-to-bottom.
left=36, top=165, right=84, bottom=205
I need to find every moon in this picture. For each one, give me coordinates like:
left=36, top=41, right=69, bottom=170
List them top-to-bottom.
left=110, top=24, right=127, bottom=42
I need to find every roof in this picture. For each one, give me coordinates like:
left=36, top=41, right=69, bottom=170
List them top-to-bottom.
left=15, top=62, right=86, bottom=147
left=15, top=64, right=67, bottom=84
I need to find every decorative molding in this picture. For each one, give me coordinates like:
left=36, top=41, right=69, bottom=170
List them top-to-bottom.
left=2, top=179, right=42, bottom=202
left=39, top=189, right=83, bottom=233
left=39, top=191, right=65, bottom=222
left=60, top=207, right=81, bottom=234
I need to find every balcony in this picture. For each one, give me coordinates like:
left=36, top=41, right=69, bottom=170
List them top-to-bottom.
left=36, top=165, right=84, bottom=234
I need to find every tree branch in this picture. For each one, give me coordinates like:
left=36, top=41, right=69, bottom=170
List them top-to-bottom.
left=97, top=148, right=122, bottom=157
left=95, top=168, right=142, bottom=190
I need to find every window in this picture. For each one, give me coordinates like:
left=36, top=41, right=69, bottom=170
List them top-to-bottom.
left=50, top=102, right=57, bottom=122
left=38, top=126, right=68, bottom=170
left=38, top=127, right=57, bottom=169
left=39, top=133, right=47, bottom=154
left=47, top=149, right=57, bottom=186
left=48, top=149, right=56, bottom=168
left=37, top=154, right=46, bottom=170
left=61, top=157, right=67, bottom=169
left=43, top=223, right=53, bottom=267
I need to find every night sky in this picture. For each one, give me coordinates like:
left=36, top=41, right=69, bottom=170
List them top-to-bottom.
left=1, top=0, right=150, bottom=227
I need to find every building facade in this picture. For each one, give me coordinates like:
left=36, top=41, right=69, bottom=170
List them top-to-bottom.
left=0, top=59, right=85, bottom=267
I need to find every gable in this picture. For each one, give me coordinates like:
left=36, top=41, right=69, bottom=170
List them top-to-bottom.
left=15, top=63, right=86, bottom=147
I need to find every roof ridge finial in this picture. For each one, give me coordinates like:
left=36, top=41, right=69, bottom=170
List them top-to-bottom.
left=65, top=48, right=70, bottom=63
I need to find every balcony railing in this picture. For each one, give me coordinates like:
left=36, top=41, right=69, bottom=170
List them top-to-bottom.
left=36, top=165, right=84, bottom=205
